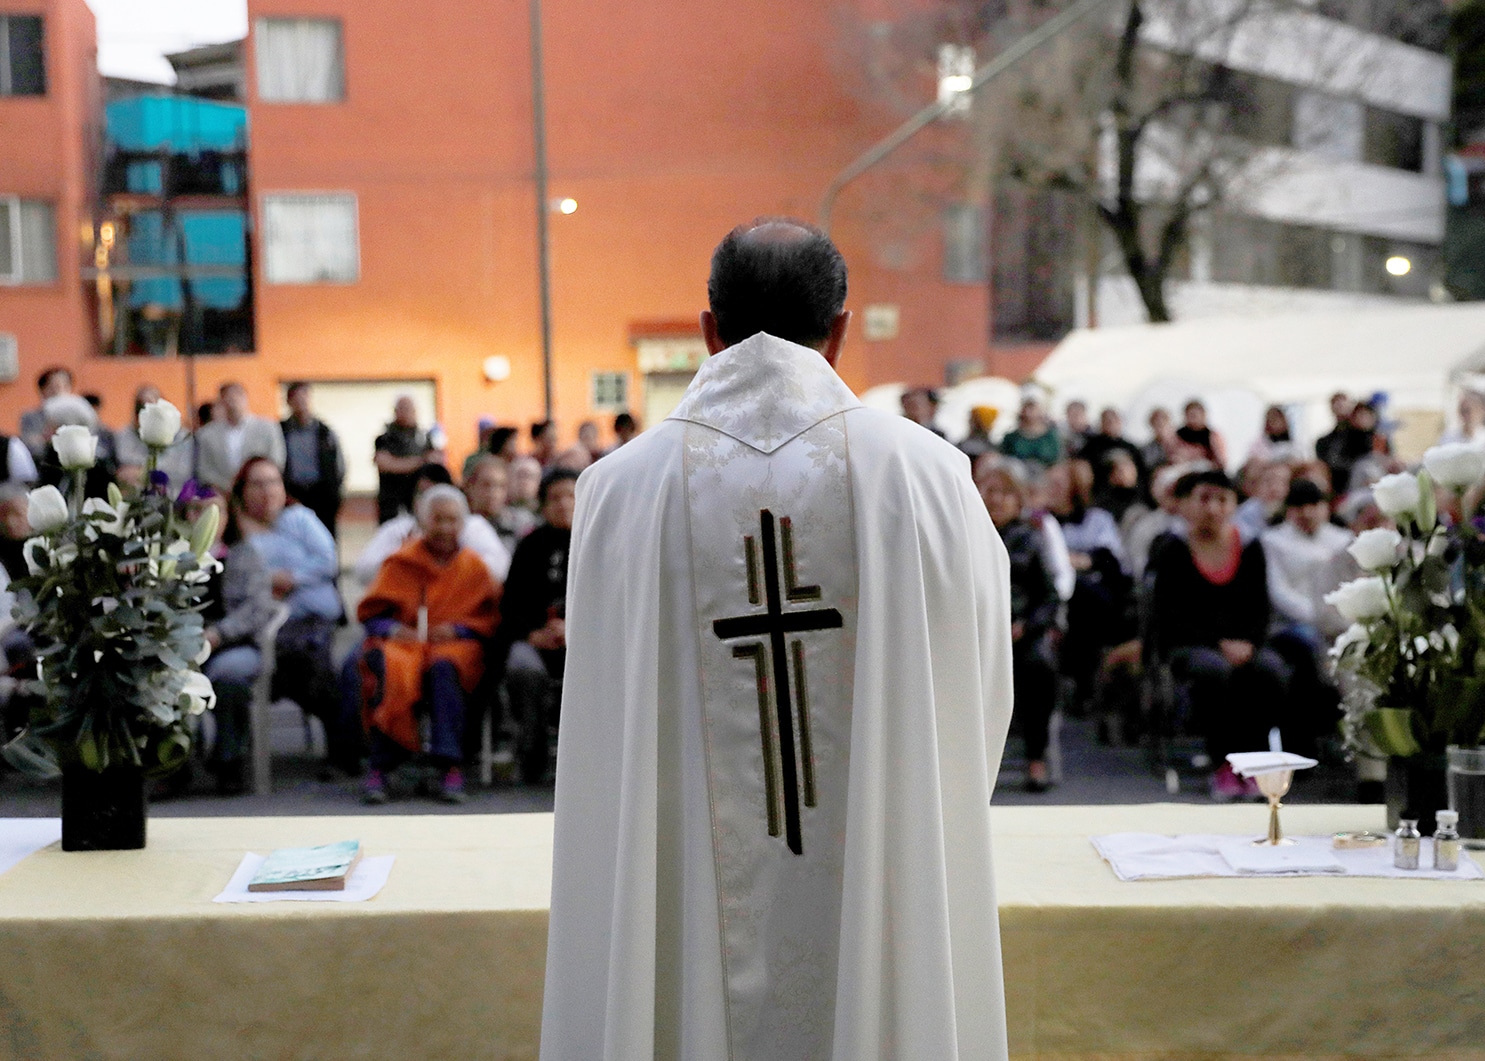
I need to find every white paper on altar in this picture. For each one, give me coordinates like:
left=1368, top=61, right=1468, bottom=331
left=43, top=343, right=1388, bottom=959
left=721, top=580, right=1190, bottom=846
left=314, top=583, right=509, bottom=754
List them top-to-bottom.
left=1226, top=751, right=1319, bottom=776
left=0, top=818, right=60, bottom=876
left=1093, top=833, right=1484, bottom=881
left=1217, top=838, right=1342, bottom=874
left=212, top=852, right=395, bottom=902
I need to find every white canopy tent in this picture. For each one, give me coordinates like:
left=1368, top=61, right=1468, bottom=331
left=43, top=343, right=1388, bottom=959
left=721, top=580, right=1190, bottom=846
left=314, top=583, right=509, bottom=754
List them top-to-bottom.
left=1032, top=303, right=1485, bottom=469
left=861, top=377, right=1028, bottom=443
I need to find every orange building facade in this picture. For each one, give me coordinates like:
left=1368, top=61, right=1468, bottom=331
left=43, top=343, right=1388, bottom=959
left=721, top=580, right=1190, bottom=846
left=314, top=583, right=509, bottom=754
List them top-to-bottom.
left=0, top=0, right=993, bottom=472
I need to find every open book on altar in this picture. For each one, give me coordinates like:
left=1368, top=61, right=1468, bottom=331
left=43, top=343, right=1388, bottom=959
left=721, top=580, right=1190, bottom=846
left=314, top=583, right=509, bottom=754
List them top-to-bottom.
left=248, top=840, right=362, bottom=892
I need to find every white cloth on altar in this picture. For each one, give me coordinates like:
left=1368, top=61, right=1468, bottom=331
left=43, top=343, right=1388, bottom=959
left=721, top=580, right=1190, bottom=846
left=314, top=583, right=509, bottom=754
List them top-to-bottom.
left=541, top=332, right=1015, bottom=1061
left=0, top=818, right=60, bottom=877
left=1093, top=833, right=1483, bottom=881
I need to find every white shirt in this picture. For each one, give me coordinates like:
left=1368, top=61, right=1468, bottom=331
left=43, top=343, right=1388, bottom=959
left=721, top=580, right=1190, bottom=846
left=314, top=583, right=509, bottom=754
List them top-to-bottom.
left=223, top=422, right=247, bottom=474
left=1262, top=520, right=1354, bottom=636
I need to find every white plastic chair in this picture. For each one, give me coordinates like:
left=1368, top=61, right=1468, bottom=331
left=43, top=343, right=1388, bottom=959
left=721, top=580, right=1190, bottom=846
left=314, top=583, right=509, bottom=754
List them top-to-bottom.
left=248, top=603, right=292, bottom=796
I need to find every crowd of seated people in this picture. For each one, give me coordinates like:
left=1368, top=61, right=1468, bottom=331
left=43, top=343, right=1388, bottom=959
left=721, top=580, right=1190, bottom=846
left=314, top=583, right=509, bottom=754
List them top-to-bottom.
left=4, top=354, right=1482, bottom=808
left=0, top=361, right=642, bottom=799
left=913, top=384, right=1485, bottom=800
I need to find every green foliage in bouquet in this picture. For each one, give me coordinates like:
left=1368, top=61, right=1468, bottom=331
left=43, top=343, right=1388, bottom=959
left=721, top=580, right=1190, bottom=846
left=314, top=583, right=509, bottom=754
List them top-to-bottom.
left=6, top=403, right=219, bottom=775
left=1329, top=446, right=1485, bottom=758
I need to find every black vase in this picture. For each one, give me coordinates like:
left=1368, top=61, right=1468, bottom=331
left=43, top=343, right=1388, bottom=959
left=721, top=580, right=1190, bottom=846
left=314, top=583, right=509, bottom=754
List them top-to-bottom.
left=1384, top=754, right=1449, bottom=837
left=61, top=762, right=147, bottom=851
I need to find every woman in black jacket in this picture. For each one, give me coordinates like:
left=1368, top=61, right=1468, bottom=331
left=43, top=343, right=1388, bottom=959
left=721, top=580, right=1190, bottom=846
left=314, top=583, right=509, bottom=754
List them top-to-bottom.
left=1150, top=469, right=1290, bottom=800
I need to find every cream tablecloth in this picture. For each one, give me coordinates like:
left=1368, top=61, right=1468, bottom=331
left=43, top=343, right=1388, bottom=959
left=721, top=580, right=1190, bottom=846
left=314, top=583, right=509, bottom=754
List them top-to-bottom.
left=0, top=805, right=1480, bottom=1060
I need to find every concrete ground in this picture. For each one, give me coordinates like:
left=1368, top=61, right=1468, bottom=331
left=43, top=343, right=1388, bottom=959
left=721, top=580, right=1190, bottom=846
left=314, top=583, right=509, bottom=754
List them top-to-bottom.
left=0, top=712, right=1368, bottom=819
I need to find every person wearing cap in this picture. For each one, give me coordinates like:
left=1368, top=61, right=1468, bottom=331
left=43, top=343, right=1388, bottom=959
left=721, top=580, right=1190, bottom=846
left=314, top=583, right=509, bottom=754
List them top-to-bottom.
left=958, top=405, right=998, bottom=460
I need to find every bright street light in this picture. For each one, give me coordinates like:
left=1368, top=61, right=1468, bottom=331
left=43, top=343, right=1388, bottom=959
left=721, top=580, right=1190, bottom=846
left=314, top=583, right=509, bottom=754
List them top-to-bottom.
left=557, top=197, right=578, bottom=215
left=1386, top=256, right=1412, bottom=277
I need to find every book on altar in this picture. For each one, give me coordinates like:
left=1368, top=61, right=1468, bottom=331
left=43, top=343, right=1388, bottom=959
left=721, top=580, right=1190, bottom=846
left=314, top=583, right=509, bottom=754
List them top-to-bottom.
left=247, top=841, right=362, bottom=892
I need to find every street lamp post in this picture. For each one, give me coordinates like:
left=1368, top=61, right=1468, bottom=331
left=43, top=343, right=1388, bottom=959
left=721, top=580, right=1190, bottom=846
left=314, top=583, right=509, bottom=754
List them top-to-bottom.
left=530, top=0, right=554, bottom=420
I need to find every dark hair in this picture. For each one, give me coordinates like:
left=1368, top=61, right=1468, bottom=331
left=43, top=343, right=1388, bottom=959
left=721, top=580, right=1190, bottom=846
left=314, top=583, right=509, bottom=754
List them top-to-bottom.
left=707, top=218, right=847, bottom=347
left=37, top=366, right=71, bottom=392
left=285, top=381, right=310, bottom=399
left=903, top=386, right=939, bottom=406
left=83, top=393, right=102, bottom=410
left=197, top=402, right=215, bottom=426
left=613, top=412, right=636, bottom=432
left=531, top=420, right=554, bottom=441
left=487, top=426, right=518, bottom=454
left=228, top=451, right=280, bottom=505
left=228, top=456, right=282, bottom=534
left=415, top=462, right=453, bottom=489
left=538, top=467, right=580, bottom=504
left=1173, top=468, right=1235, bottom=499
left=1284, top=479, right=1325, bottom=508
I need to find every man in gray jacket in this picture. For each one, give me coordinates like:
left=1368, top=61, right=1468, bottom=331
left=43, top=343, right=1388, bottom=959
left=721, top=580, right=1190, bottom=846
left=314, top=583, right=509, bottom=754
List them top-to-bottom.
left=195, top=382, right=286, bottom=493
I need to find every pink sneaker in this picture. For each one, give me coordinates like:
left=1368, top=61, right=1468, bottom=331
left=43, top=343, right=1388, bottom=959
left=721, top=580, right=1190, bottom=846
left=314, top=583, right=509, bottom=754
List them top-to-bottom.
left=1210, top=763, right=1244, bottom=802
left=438, top=766, right=467, bottom=804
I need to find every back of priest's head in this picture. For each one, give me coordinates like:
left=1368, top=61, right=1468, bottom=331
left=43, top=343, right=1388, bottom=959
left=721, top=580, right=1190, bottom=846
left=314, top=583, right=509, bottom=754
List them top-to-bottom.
left=707, top=218, right=848, bottom=351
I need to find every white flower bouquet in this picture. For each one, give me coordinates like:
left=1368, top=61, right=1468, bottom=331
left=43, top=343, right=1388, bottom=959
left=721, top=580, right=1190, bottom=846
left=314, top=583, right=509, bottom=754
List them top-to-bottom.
left=7, top=400, right=220, bottom=775
left=1328, top=445, right=1485, bottom=758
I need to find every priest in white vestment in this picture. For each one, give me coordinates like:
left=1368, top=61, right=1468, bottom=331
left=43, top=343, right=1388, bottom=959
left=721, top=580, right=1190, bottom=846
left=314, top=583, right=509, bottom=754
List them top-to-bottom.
left=542, top=219, right=1014, bottom=1061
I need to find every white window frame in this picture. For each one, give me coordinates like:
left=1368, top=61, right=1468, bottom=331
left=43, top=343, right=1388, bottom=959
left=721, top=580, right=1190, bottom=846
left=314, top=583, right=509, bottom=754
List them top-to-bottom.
left=258, top=16, right=347, bottom=103
left=254, top=17, right=346, bottom=104
left=261, top=192, right=360, bottom=285
left=0, top=196, right=56, bottom=286
left=0, top=197, right=18, bottom=284
left=0, top=334, right=17, bottom=383
left=590, top=371, right=630, bottom=414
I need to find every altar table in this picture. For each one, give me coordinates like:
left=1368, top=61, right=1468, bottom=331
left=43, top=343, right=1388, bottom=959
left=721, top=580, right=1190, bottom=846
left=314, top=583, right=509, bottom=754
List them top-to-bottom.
left=0, top=804, right=1481, bottom=1060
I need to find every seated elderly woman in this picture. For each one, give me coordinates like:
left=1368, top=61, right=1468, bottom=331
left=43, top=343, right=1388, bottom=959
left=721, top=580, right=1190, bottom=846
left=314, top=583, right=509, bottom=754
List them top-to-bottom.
left=231, top=457, right=353, bottom=774
left=358, top=484, right=501, bottom=804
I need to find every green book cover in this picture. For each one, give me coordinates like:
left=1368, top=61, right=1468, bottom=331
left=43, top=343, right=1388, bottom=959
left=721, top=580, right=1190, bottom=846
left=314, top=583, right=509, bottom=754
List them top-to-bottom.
left=249, top=840, right=362, bottom=891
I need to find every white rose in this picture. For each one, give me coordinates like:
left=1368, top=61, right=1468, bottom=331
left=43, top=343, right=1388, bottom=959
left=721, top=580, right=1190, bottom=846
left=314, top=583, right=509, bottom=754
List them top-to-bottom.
left=137, top=399, right=182, bottom=448
left=51, top=424, right=97, bottom=470
left=1422, top=442, right=1485, bottom=490
left=1371, top=472, right=1421, bottom=519
left=25, top=485, right=68, bottom=533
left=81, top=497, right=127, bottom=537
left=1347, top=527, right=1402, bottom=572
left=22, top=537, right=46, bottom=575
left=51, top=543, right=78, bottom=568
left=1325, top=576, right=1391, bottom=623
left=1330, top=622, right=1369, bottom=659
left=179, top=671, right=216, bottom=716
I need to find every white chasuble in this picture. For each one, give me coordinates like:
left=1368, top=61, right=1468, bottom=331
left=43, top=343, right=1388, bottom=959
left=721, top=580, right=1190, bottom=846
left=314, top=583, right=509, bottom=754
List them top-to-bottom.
left=542, top=333, right=1015, bottom=1061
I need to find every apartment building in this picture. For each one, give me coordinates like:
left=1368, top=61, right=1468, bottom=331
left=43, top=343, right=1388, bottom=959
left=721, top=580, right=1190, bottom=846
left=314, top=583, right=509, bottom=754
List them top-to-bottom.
left=0, top=0, right=992, bottom=469
left=0, top=0, right=96, bottom=396
left=1108, top=3, right=1453, bottom=325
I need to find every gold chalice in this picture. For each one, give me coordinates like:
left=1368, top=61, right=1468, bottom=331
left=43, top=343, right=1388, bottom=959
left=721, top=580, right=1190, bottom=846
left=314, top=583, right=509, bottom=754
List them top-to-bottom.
left=1227, top=752, right=1318, bottom=848
left=1252, top=768, right=1297, bottom=847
